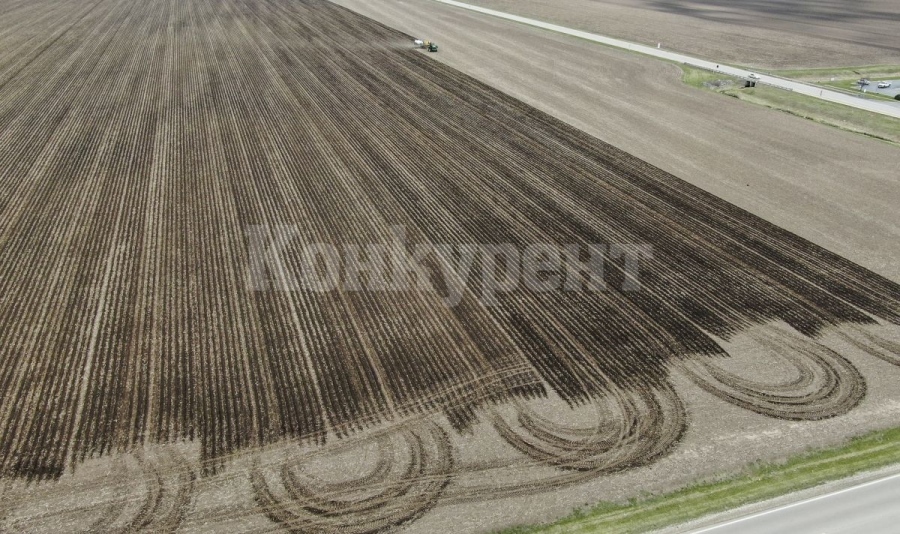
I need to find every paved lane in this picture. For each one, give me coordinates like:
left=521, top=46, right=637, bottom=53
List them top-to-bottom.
left=428, top=0, right=900, bottom=120
left=691, top=472, right=900, bottom=533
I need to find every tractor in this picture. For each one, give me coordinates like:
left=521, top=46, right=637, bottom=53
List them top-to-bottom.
left=415, top=39, right=439, bottom=53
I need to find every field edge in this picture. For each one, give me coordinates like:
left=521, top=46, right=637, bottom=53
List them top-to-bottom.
left=679, top=66, right=900, bottom=146
left=495, top=425, right=900, bottom=534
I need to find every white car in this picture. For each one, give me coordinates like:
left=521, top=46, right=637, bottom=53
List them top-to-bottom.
left=748, top=73, right=761, bottom=80
left=877, top=81, right=892, bottom=89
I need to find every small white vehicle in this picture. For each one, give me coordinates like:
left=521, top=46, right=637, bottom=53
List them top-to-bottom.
left=413, top=39, right=424, bottom=47
left=748, top=73, right=761, bottom=79
left=877, top=81, right=892, bottom=89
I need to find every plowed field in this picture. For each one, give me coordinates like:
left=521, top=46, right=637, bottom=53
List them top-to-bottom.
left=0, top=0, right=899, bottom=531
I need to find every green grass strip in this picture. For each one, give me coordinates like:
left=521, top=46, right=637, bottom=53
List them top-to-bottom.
left=678, top=66, right=900, bottom=145
left=497, top=426, right=900, bottom=534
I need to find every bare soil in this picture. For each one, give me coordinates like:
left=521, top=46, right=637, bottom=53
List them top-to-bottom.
left=1, top=0, right=899, bottom=532
left=334, top=0, right=900, bottom=281
left=458, top=0, right=900, bottom=69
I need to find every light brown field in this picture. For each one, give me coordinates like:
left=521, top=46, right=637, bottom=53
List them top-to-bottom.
left=458, top=0, right=900, bottom=69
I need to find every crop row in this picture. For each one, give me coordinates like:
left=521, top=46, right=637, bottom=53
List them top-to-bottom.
left=0, top=0, right=896, bottom=495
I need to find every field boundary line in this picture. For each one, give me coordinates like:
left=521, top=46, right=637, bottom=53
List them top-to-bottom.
left=495, top=426, right=900, bottom=533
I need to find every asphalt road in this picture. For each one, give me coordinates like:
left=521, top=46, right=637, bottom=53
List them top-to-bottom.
left=428, top=0, right=900, bottom=119
left=869, top=80, right=900, bottom=99
left=689, top=472, right=900, bottom=534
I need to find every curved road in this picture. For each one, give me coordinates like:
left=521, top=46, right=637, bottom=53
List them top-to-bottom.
left=428, top=0, right=900, bottom=120
left=690, top=472, right=900, bottom=533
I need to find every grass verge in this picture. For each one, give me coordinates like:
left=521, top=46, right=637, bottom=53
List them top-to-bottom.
left=679, top=66, right=900, bottom=145
left=497, top=426, right=900, bottom=534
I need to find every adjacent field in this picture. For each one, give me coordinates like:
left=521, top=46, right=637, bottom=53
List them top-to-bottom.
left=1, top=0, right=900, bottom=532
left=458, top=0, right=900, bottom=69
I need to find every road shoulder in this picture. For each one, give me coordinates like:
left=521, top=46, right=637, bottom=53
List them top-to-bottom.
left=496, top=426, right=900, bottom=533
left=654, top=464, right=900, bottom=534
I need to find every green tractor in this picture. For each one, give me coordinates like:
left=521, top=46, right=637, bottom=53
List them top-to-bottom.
left=416, top=39, right=439, bottom=52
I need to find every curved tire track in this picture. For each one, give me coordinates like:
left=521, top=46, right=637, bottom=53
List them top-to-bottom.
left=682, top=328, right=866, bottom=420
left=491, top=382, right=685, bottom=472
left=252, top=421, right=453, bottom=534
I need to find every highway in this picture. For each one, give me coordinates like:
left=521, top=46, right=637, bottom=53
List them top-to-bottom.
left=428, top=0, right=900, bottom=120
left=689, top=472, right=900, bottom=533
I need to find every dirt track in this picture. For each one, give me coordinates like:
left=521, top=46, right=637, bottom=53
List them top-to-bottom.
left=1, top=0, right=900, bottom=532
left=454, top=0, right=900, bottom=69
